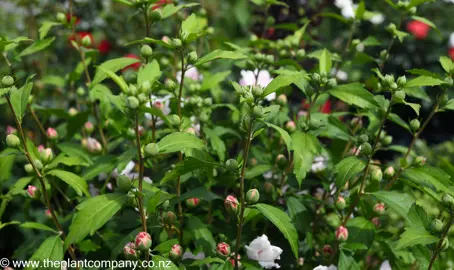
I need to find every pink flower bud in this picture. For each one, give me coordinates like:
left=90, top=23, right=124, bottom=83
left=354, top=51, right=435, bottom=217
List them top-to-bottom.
left=162, top=36, right=170, bottom=44
left=277, top=94, right=287, bottom=105
left=84, top=121, right=94, bottom=134
left=285, top=121, right=296, bottom=132
left=6, top=125, right=17, bottom=135
left=137, top=125, right=144, bottom=137
left=186, top=127, right=196, bottom=136
left=46, top=128, right=58, bottom=140
left=86, top=137, right=102, bottom=153
left=37, top=145, right=45, bottom=152
left=40, top=148, right=54, bottom=163
left=384, top=166, right=395, bottom=178
left=264, top=182, right=274, bottom=193
left=27, top=185, right=39, bottom=199
left=224, top=195, right=239, bottom=214
left=336, top=196, right=346, bottom=210
left=186, top=197, right=200, bottom=208
left=373, top=202, right=385, bottom=215
left=45, top=209, right=52, bottom=218
left=163, top=211, right=177, bottom=224
left=371, top=217, right=380, bottom=228
left=336, top=226, right=348, bottom=241
left=135, top=232, right=152, bottom=251
left=123, top=242, right=138, bottom=260
left=216, top=242, right=231, bottom=257
left=169, top=244, right=182, bottom=261
left=323, top=244, right=333, bottom=255
left=228, top=253, right=241, bottom=268
left=298, top=257, right=304, bottom=266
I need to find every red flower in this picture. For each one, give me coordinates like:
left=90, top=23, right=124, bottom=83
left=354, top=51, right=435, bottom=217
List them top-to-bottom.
left=152, top=0, right=172, bottom=10
left=66, top=14, right=81, bottom=25
left=407, top=20, right=430, bottom=40
left=266, top=27, right=276, bottom=38
left=69, top=32, right=94, bottom=48
left=97, top=39, right=112, bottom=54
left=449, top=48, right=454, bottom=61
left=122, top=54, right=141, bottom=72
left=320, top=99, right=331, bottom=114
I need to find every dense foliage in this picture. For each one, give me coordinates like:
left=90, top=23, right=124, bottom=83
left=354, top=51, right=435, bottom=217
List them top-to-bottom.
left=2, top=0, right=454, bottom=269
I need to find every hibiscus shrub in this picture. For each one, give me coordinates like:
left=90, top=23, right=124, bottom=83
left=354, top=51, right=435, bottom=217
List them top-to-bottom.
left=2, top=0, right=454, bottom=270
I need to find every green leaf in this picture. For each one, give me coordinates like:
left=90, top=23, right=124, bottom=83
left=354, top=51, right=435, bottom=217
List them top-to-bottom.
left=408, top=0, right=435, bottom=8
left=355, top=1, right=366, bottom=20
left=161, top=3, right=200, bottom=19
left=318, top=12, right=349, bottom=24
left=411, top=16, right=436, bottom=29
left=39, top=21, right=60, bottom=40
left=18, top=37, right=55, bottom=57
left=319, top=49, right=332, bottom=74
left=194, top=50, right=247, bottom=66
left=440, top=56, right=454, bottom=73
left=92, top=57, right=140, bottom=86
left=137, top=59, right=161, bottom=86
left=95, top=65, right=129, bottom=92
left=201, top=70, right=231, bottom=90
left=263, top=72, right=306, bottom=96
left=404, top=76, right=445, bottom=88
left=10, top=81, right=33, bottom=122
left=328, top=83, right=379, bottom=109
left=90, top=84, right=126, bottom=113
left=443, top=99, right=454, bottom=111
left=404, top=101, right=421, bottom=116
left=140, top=107, right=171, bottom=126
left=263, top=121, right=292, bottom=153
left=204, top=128, right=226, bottom=162
left=292, top=131, right=320, bottom=186
left=157, top=132, right=205, bottom=154
left=57, top=143, right=93, bottom=165
left=0, top=148, right=17, bottom=183
left=46, top=154, right=89, bottom=170
left=81, top=156, right=116, bottom=181
left=160, top=156, right=219, bottom=185
left=333, top=156, right=366, bottom=188
left=245, top=164, right=273, bottom=179
left=402, top=166, right=454, bottom=197
left=47, top=170, right=90, bottom=197
left=178, top=187, right=221, bottom=202
left=147, top=190, right=175, bottom=213
left=369, top=191, right=415, bottom=221
left=65, top=193, right=127, bottom=248
left=254, top=203, right=299, bottom=258
left=407, top=203, right=429, bottom=229
left=187, top=216, right=216, bottom=250
left=346, top=217, right=375, bottom=248
left=0, top=221, right=20, bottom=231
left=21, top=222, right=57, bottom=233
left=396, top=227, right=438, bottom=249
left=26, top=235, right=63, bottom=270
left=152, top=239, right=179, bottom=253
left=338, top=251, right=360, bottom=270
left=151, top=255, right=179, bottom=270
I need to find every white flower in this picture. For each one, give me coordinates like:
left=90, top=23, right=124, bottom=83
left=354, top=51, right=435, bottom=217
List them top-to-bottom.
left=334, top=0, right=355, bottom=19
left=334, top=0, right=352, bottom=9
left=370, top=14, right=385, bottom=25
left=449, top=32, right=454, bottom=48
left=177, top=65, right=202, bottom=83
left=240, top=69, right=274, bottom=100
left=331, top=69, right=348, bottom=81
left=145, top=95, right=172, bottom=125
left=311, top=156, right=328, bottom=173
left=113, top=161, right=152, bottom=184
left=245, top=235, right=283, bottom=269
left=182, top=251, right=206, bottom=260
left=380, top=260, right=392, bottom=270
left=313, top=265, right=337, bottom=270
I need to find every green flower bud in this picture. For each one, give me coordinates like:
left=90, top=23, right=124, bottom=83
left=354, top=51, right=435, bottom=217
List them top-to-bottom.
left=408, top=6, right=417, bottom=15
left=148, top=9, right=162, bottom=22
left=56, top=12, right=66, bottom=23
left=386, top=23, right=397, bottom=31
left=206, top=27, right=215, bottom=35
left=81, top=35, right=92, bottom=47
left=171, top=38, right=182, bottom=48
left=140, top=45, right=153, bottom=58
left=279, top=49, right=288, bottom=57
left=296, top=49, right=306, bottom=58
left=380, top=50, right=389, bottom=60
left=188, top=51, right=198, bottom=63
left=265, top=55, right=275, bottom=64
left=312, top=73, right=321, bottom=84
left=383, top=74, right=395, bottom=87
left=2, top=75, right=14, bottom=86
left=397, top=76, right=407, bottom=87
left=444, top=77, right=454, bottom=86
left=326, top=78, right=337, bottom=88
left=165, top=79, right=177, bottom=90
left=140, top=81, right=151, bottom=93
left=390, top=82, right=398, bottom=90
left=128, top=85, right=138, bottom=96
left=252, top=86, right=264, bottom=97
left=393, top=91, right=406, bottom=103
left=137, top=93, right=147, bottom=103
left=127, top=96, right=140, bottom=109
left=203, top=98, right=213, bottom=106
left=253, top=105, right=264, bottom=118
left=170, top=114, right=181, bottom=126
left=410, top=119, right=420, bottom=131
left=6, top=134, right=20, bottom=148
left=359, top=134, right=369, bottom=143
left=382, top=135, right=393, bottom=145
left=360, top=142, right=373, bottom=156
left=145, top=143, right=160, bottom=157
left=40, top=148, right=54, bottom=164
left=276, top=154, right=288, bottom=170
left=414, top=156, right=426, bottom=167
left=34, top=159, right=43, bottom=170
left=226, top=159, right=238, bottom=173
left=24, top=164, right=34, bottom=174
left=384, top=166, right=395, bottom=178
left=371, top=168, right=383, bottom=182
left=116, top=175, right=132, bottom=191
left=246, top=189, right=260, bottom=204
left=442, top=193, right=454, bottom=209
left=336, top=196, right=346, bottom=210
left=161, top=200, right=170, bottom=209
left=163, top=211, right=177, bottom=224
left=326, top=213, right=341, bottom=228
left=431, top=219, right=444, bottom=233
left=442, top=237, right=450, bottom=251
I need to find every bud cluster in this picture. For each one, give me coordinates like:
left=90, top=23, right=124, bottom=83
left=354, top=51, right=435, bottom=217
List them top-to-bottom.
left=308, top=72, right=337, bottom=92
left=125, top=80, right=152, bottom=109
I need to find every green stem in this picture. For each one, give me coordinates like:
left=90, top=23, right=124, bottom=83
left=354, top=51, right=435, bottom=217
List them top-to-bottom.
left=234, top=117, right=254, bottom=270
left=428, top=215, right=453, bottom=270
